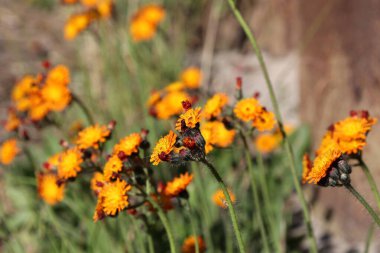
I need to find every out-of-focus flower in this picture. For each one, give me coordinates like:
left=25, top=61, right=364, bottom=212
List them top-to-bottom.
left=62, top=0, right=79, bottom=4
left=130, top=4, right=165, bottom=42
left=138, top=4, right=165, bottom=26
left=64, top=12, right=93, bottom=40
left=46, top=65, right=70, bottom=86
left=180, top=67, right=202, bottom=89
left=12, top=75, right=37, bottom=112
left=165, top=81, right=185, bottom=92
left=41, top=83, right=72, bottom=111
left=154, top=91, right=191, bottom=119
left=202, top=93, right=228, bottom=120
left=234, top=98, right=263, bottom=122
left=175, top=107, right=202, bottom=131
left=4, top=109, right=21, bottom=132
left=253, top=110, right=276, bottom=131
left=200, top=121, right=235, bottom=154
left=76, top=124, right=110, bottom=150
left=150, top=131, right=177, bottom=165
left=113, top=133, right=142, bottom=156
left=255, top=133, right=281, bottom=154
left=0, top=139, right=20, bottom=165
left=57, top=148, right=83, bottom=180
left=44, top=152, right=62, bottom=170
left=302, top=154, right=312, bottom=184
left=103, top=155, right=123, bottom=181
left=91, top=172, right=105, bottom=195
left=164, top=172, right=193, bottom=197
left=37, top=173, right=65, bottom=205
left=93, top=179, right=131, bottom=221
left=212, top=189, right=236, bottom=208
left=149, top=193, right=173, bottom=211
left=181, top=236, right=206, bottom=253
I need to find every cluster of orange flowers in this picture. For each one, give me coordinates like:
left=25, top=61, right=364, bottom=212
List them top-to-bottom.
left=62, top=0, right=114, bottom=40
left=129, top=4, right=165, bottom=42
left=148, top=67, right=201, bottom=119
left=303, top=110, right=377, bottom=186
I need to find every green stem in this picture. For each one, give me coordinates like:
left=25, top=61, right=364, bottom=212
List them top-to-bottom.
left=225, top=1, right=318, bottom=251
left=72, top=93, right=95, bottom=125
left=244, top=150, right=270, bottom=253
left=257, top=152, right=282, bottom=253
left=201, top=159, right=246, bottom=253
left=359, top=159, right=380, bottom=211
left=344, top=184, right=380, bottom=227
left=147, top=196, right=177, bottom=253
left=187, top=202, right=200, bottom=253
left=364, top=223, right=374, bottom=253
left=147, top=233, right=155, bottom=253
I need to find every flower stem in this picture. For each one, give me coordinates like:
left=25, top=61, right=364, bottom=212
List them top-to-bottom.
left=225, top=1, right=318, bottom=251
left=72, top=93, right=95, bottom=125
left=201, top=159, right=246, bottom=253
left=359, top=159, right=380, bottom=211
left=344, top=184, right=380, bottom=227
left=147, top=196, right=177, bottom=253
left=187, top=202, right=200, bottom=253
left=364, top=223, right=374, bottom=253
left=147, top=233, right=155, bottom=253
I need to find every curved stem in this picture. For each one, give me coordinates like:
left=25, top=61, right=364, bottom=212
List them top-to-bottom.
left=225, top=1, right=318, bottom=251
left=72, top=93, right=95, bottom=125
left=201, top=159, right=246, bottom=253
left=359, top=159, right=380, bottom=211
left=344, top=184, right=380, bottom=227
left=147, top=196, right=177, bottom=253
left=187, top=202, right=200, bottom=253
left=364, top=223, right=374, bottom=253
left=147, top=233, right=155, bottom=253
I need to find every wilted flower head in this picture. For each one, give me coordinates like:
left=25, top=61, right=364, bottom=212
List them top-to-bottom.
left=0, top=139, right=20, bottom=165
left=37, top=173, right=65, bottom=205
left=181, top=236, right=206, bottom=253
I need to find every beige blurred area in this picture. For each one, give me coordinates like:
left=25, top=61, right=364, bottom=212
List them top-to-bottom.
left=1, top=0, right=380, bottom=251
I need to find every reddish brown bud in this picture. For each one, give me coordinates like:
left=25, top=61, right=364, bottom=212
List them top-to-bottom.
left=42, top=60, right=51, bottom=69
left=236, top=77, right=242, bottom=89
left=253, top=91, right=260, bottom=99
left=182, top=100, right=192, bottom=110
left=350, top=110, right=358, bottom=117
left=359, top=110, right=369, bottom=119
left=108, top=120, right=116, bottom=130
left=327, top=124, right=335, bottom=132
left=141, top=128, right=149, bottom=138
left=21, top=130, right=30, bottom=140
left=183, top=137, right=196, bottom=149
left=59, top=139, right=69, bottom=148
left=118, top=151, right=127, bottom=160
left=158, top=152, right=170, bottom=162
left=43, top=162, right=51, bottom=170
left=96, top=181, right=104, bottom=187
left=157, top=181, right=165, bottom=193
left=127, top=209, right=138, bottom=215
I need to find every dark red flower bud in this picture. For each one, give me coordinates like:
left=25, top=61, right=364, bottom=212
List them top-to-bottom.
left=42, top=60, right=51, bottom=69
left=253, top=91, right=260, bottom=99
left=182, top=100, right=192, bottom=110
left=349, top=110, right=358, bottom=117
left=359, top=110, right=369, bottom=119
left=108, top=120, right=116, bottom=130
left=327, top=124, right=335, bottom=132
left=183, top=137, right=196, bottom=149
left=59, top=139, right=69, bottom=148
left=118, top=151, right=127, bottom=160
left=158, top=151, right=170, bottom=162
left=43, top=162, right=51, bottom=170
left=96, top=181, right=104, bottom=187
left=127, top=209, right=138, bottom=215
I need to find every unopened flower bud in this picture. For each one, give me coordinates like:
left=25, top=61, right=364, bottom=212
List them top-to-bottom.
left=182, top=100, right=192, bottom=111
left=337, top=159, right=351, bottom=174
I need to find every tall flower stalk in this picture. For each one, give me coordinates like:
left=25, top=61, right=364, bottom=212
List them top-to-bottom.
left=226, top=0, right=318, bottom=251
left=359, top=158, right=380, bottom=211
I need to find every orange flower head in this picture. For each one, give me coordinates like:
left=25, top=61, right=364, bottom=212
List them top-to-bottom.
left=96, top=0, right=113, bottom=18
left=139, top=4, right=165, bottom=26
left=64, top=12, right=92, bottom=40
left=130, top=17, right=156, bottom=42
left=46, top=65, right=71, bottom=86
left=180, top=67, right=202, bottom=89
left=12, top=75, right=37, bottom=111
left=165, top=81, right=185, bottom=92
left=41, top=83, right=71, bottom=111
left=147, top=90, right=162, bottom=107
left=28, top=91, right=50, bottom=121
left=154, top=91, right=191, bottom=119
left=203, top=93, right=229, bottom=120
left=234, top=98, right=263, bottom=122
left=175, top=107, right=202, bottom=131
left=4, top=110, right=21, bottom=132
left=253, top=110, right=276, bottom=131
left=333, top=115, right=377, bottom=141
left=209, top=121, right=236, bottom=148
left=200, top=123, right=214, bottom=154
left=76, top=124, right=110, bottom=150
left=150, top=131, right=177, bottom=165
left=113, top=133, right=142, bottom=157
left=255, top=133, right=280, bottom=154
left=0, top=139, right=20, bottom=165
left=57, top=148, right=83, bottom=180
left=302, top=154, right=312, bottom=184
left=103, top=155, right=123, bottom=181
left=91, top=172, right=106, bottom=195
left=164, top=172, right=193, bottom=197
left=37, top=173, right=65, bottom=205
left=212, top=189, right=236, bottom=209
left=181, top=236, right=206, bottom=253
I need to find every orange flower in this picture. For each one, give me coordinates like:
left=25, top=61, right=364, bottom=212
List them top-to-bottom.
left=138, top=4, right=165, bottom=26
left=64, top=12, right=92, bottom=40
left=46, top=65, right=71, bottom=86
left=180, top=67, right=202, bottom=89
left=12, top=75, right=37, bottom=112
left=165, top=81, right=185, bottom=92
left=41, top=83, right=71, bottom=111
left=154, top=91, right=191, bottom=119
left=28, top=92, right=50, bottom=121
left=203, top=93, right=229, bottom=120
left=234, top=98, right=263, bottom=122
left=175, top=107, right=202, bottom=131
left=4, top=110, right=21, bottom=132
left=253, top=110, right=276, bottom=131
left=200, top=123, right=214, bottom=154
left=76, top=124, right=110, bottom=150
left=150, top=131, right=177, bottom=165
left=113, top=133, right=142, bottom=156
left=255, top=133, right=280, bottom=154
left=0, top=139, right=20, bottom=165
left=57, top=148, right=83, bottom=180
left=302, top=154, right=312, bottom=184
left=103, top=155, right=123, bottom=181
left=91, top=172, right=106, bottom=195
left=164, top=172, right=193, bottom=197
left=37, top=173, right=65, bottom=205
left=212, top=189, right=236, bottom=208
left=181, top=236, right=206, bottom=253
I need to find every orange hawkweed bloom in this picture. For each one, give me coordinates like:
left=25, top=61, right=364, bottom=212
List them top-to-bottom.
left=138, top=4, right=165, bottom=26
left=64, top=12, right=92, bottom=40
left=46, top=65, right=71, bottom=86
left=180, top=67, right=202, bottom=89
left=12, top=75, right=37, bottom=112
left=165, top=81, right=185, bottom=92
left=41, top=83, right=71, bottom=111
left=154, top=91, right=191, bottom=119
left=203, top=93, right=228, bottom=120
left=234, top=98, right=263, bottom=122
left=175, top=107, right=202, bottom=131
left=4, top=110, right=21, bottom=132
left=253, top=110, right=276, bottom=131
left=200, top=121, right=235, bottom=154
left=76, top=124, right=110, bottom=150
left=150, top=131, right=177, bottom=165
left=113, top=133, right=142, bottom=156
left=255, top=133, right=280, bottom=154
left=0, top=139, right=20, bottom=165
left=57, top=148, right=83, bottom=180
left=302, top=154, right=312, bottom=184
left=103, top=155, right=123, bottom=181
left=91, top=172, right=106, bottom=195
left=164, top=172, right=193, bottom=197
left=37, top=173, right=65, bottom=205
left=212, top=189, right=236, bottom=209
left=181, top=236, right=206, bottom=253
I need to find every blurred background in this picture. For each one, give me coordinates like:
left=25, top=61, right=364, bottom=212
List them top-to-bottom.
left=1, top=0, right=380, bottom=252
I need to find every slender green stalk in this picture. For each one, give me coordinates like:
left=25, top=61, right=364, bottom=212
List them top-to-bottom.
left=225, top=1, right=318, bottom=251
left=72, top=93, right=95, bottom=125
left=244, top=150, right=270, bottom=253
left=257, top=152, right=282, bottom=252
left=201, top=159, right=245, bottom=253
left=359, top=159, right=380, bottom=211
left=344, top=184, right=380, bottom=227
left=147, top=196, right=177, bottom=253
left=187, top=202, right=200, bottom=253
left=364, top=223, right=374, bottom=253
left=147, top=233, right=155, bottom=253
